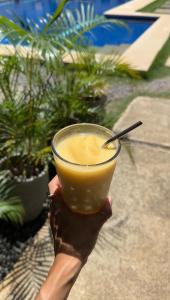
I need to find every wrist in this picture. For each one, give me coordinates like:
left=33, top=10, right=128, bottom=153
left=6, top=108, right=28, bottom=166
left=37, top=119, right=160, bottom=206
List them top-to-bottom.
left=39, top=253, right=83, bottom=300
left=53, top=253, right=83, bottom=274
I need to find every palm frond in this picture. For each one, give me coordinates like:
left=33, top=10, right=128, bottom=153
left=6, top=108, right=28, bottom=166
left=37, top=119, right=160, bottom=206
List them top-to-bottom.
left=43, top=0, right=69, bottom=33
left=0, top=2, right=124, bottom=61
left=50, top=4, right=122, bottom=45
left=0, top=16, right=29, bottom=38
left=0, top=16, right=33, bottom=48
left=69, top=47, right=139, bottom=81
left=115, top=60, right=141, bottom=79
left=33, top=146, right=51, bottom=165
left=0, top=171, right=24, bottom=224
left=0, top=171, right=13, bottom=196
left=0, top=199, right=24, bottom=224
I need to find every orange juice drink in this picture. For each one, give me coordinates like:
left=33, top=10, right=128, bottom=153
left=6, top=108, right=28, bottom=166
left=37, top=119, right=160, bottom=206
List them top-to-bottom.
left=52, top=123, right=121, bottom=214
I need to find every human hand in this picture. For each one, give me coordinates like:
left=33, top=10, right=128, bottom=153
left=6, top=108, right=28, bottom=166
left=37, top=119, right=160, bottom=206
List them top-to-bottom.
left=49, top=175, right=112, bottom=262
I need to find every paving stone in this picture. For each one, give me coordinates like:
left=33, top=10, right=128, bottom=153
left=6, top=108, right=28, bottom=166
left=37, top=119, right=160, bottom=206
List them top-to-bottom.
left=114, top=96, right=170, bottom=148
left=69, top=97, right=170, bottom=300
left=69, top=144, right=170, bottom=300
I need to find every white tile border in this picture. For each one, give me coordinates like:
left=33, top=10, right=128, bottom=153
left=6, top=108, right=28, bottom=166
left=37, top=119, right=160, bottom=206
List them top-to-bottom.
left=105, top=0, right=170, bottom=71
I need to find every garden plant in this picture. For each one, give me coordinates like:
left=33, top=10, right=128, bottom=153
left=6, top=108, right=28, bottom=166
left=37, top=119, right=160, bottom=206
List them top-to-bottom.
left=0, top=0, right=135, bottom=223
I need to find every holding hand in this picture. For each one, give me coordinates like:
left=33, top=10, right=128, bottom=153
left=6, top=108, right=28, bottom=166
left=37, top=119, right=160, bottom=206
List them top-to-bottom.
left=49, top=175, right=112, bottom=261
left=35, top=176, right=112, bottom=300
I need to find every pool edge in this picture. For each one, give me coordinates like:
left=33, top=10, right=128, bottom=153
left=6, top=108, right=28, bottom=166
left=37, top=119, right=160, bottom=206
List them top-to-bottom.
left=0, top=0, right=169, bottom=72
left=105, top=0, right=170, bottom=72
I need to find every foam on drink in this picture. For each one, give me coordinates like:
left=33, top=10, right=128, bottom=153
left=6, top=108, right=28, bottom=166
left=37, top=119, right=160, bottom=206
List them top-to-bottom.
left=56, top=133, right=116, bottom=165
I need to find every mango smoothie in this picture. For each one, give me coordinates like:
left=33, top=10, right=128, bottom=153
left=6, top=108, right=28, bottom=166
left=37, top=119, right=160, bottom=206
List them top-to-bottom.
left=52, top=123, right=121, bottom=214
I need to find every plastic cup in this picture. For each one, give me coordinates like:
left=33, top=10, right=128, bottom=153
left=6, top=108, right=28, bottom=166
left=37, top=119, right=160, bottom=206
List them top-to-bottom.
left=52, top=123, right=121, bottom=214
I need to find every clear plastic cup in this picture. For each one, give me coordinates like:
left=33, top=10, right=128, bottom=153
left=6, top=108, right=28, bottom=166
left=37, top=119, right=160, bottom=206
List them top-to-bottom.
left=52, top=123, right=121, bottom=214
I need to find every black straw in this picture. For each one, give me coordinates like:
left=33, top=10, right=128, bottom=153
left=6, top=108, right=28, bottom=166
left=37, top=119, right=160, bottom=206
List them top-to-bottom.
left=103, top=121, right=143, bottom=147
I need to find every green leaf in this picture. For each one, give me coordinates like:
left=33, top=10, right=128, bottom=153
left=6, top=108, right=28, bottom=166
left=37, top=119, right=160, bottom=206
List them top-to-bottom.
left=42, top=0, right=69, bottom=33
left=0, top=16, right=30, bottom=40
left=0, top=171, right=24, bottom=224
left=0, top=200, right=24, bottom=224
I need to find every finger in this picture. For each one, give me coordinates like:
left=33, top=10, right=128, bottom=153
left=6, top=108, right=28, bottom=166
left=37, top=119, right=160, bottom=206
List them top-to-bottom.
left=48, top=175, right=61, bottom=196
left=50, top=191, right=63, bottom=231
left=50, top=192, right=60, bottom=219
left=107, top=196, right=112, bottom=206
left=104, top=197, right=112, bottom=219
left=97, top=198, right=112, bottom=224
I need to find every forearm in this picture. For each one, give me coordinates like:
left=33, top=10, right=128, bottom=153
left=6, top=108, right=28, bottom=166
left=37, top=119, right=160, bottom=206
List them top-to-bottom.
left=35, top=253, right=83, bottom=300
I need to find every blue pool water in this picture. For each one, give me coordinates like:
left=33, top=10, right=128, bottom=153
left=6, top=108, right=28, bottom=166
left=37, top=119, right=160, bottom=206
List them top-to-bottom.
left=0, top=0, right=157, bottom=46
left=0, top=0, right=130, bottom=21
left=84, top=17, right=155, bottom=46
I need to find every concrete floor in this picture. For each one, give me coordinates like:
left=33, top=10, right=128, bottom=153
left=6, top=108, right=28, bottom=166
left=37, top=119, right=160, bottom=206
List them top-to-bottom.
left=69, top=97, right=170, bottom=300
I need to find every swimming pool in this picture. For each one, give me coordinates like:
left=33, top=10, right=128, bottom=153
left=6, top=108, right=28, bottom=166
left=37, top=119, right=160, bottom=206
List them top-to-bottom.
left=0, top=0, right=157, bottom=46
left=0, top=0, right=130, bottom=21
left=84, top=16, right=156, bottom=46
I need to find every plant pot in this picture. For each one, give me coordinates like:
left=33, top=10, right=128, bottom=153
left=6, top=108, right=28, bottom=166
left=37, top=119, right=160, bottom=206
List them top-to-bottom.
left=84, top=93, right=107, bottom=108
left=0, top=157, right=49, bottom=223
left=14, top=170, right=49, bottom=223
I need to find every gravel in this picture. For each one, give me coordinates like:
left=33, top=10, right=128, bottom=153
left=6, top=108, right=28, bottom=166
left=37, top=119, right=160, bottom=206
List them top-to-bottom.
left=105, top=76, right=170, bottom=104
left=141, top=77, right=170, bottom=93
left=106, top=81, right=135, bottom=102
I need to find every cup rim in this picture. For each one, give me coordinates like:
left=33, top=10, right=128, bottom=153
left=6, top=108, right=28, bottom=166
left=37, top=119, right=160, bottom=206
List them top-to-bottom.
left=51, top=123, right=121, bottom=167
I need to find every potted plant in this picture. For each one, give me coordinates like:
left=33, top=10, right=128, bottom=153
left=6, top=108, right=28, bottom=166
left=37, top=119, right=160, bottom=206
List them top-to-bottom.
left=0, top=0, right=136, bottom=111
left=0, top=1, right=137, bottom=222
left=0, top=52, right=52, bottom=222
left=0, top=52, right=104, bottom=222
